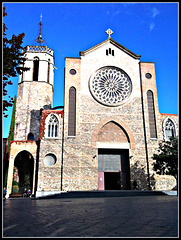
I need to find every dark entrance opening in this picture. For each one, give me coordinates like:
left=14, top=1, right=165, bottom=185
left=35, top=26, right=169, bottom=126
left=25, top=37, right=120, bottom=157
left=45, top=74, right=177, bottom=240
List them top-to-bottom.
left=98, top=149, right=131, bottom=190
left=13, top=151, right=34, bottom=194
left=104, top=172, right=121, bottom=190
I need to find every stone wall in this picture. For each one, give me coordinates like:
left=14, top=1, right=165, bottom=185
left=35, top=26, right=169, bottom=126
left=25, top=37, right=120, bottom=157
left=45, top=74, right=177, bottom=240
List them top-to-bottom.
left=63, top=43, right=149, bottom=191
left=62, top=44, right=178, bottom=191
left=14, top=81, right=53, bottom=141
left=37, top=110, right=63, bottom=192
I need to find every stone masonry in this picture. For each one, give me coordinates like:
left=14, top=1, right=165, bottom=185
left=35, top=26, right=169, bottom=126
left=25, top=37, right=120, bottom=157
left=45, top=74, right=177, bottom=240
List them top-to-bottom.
left=6, top=33, right=178, bottom=198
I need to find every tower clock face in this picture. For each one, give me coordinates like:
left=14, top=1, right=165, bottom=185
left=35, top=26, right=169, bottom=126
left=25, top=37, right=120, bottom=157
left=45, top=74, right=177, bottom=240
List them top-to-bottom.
left=89, top=66, right=132, bottom=106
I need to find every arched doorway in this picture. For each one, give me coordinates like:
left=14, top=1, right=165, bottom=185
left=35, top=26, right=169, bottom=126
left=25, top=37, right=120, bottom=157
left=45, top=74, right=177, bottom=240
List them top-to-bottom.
left=97, top=121, right=131, bottom=190
left=12, top=150, right=34, bottom=194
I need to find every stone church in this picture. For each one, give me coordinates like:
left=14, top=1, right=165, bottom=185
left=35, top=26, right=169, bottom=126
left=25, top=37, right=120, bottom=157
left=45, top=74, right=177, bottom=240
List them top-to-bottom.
left=5, top=24, right=178, bottom=198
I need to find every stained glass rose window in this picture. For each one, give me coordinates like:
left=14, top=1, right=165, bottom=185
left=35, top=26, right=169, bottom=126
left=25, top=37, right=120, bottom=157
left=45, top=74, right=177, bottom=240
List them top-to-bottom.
left=89, top=66, right=132, bottom=106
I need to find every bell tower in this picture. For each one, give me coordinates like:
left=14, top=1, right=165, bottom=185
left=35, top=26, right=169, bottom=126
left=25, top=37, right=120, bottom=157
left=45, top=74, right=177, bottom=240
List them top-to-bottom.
left=14, top=16, right=55, bottom=141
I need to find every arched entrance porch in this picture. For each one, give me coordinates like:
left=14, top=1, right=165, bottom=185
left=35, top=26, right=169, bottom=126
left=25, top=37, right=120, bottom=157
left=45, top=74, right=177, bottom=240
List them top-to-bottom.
left=91, top=119, right=135, bottom=191
left=6, top=141, right=37, bottom=198
left=12, top=151, right=34, bottom=194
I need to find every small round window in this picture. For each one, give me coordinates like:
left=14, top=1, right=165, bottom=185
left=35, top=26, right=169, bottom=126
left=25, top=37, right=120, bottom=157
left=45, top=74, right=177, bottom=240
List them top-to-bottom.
left=69, top=69, right=77, bottom=75
left=145, top=73, right=152, bottom=79
left=44, top=153, right=57, bottom=167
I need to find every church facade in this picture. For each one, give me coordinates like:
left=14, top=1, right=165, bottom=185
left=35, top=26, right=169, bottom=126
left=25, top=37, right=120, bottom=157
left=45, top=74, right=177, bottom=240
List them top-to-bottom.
left=6, top=28, right=178, bottom=198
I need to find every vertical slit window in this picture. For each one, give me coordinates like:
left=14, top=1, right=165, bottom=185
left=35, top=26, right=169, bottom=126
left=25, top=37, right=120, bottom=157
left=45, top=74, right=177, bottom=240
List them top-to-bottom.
left=106, top=49, right=108, bottom=55
left=33, top=57, right=39, bottom=81
left=47, top=59, right=50, bottom=83
left=68, top=87, right=76, bottom=136
left=147, top=90, right=157, bottom=138
left=48, top=125, right=51, bottom=137
left=52, top=125, right=54, bottom=137
left=55, top=125, right=57, bottom=137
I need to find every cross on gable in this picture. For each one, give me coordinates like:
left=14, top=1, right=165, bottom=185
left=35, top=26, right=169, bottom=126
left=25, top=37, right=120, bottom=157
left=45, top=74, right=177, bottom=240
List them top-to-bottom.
left=105, top=28, right=113, bottom=38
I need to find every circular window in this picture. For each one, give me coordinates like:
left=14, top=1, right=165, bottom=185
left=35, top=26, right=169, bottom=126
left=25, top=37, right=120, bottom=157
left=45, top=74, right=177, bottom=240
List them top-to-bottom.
left=89, top=66, right=132, bottom=106
left=69, top=69, right=77, bottom=75
left=145, top=73, right=152, bottom=79
left=44, top=154, right=57, bottom=167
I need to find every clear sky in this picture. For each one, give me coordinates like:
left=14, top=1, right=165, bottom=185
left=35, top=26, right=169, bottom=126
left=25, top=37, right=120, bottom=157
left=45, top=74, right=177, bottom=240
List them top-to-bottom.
left=3, top=2, right=178, bottom=138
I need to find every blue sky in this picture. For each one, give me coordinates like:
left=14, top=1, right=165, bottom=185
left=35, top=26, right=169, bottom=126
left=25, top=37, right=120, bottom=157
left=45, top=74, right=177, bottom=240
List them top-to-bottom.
left=3, top=2, right=178, bottom=138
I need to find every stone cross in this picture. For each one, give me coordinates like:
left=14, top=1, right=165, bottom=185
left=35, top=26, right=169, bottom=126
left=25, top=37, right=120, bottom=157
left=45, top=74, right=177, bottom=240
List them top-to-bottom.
left=105, top=28, right=113, bottom=38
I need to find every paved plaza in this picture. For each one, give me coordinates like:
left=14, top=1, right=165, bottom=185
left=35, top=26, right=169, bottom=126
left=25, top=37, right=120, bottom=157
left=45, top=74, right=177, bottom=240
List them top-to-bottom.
left=3, top=195, right=178, bottom=237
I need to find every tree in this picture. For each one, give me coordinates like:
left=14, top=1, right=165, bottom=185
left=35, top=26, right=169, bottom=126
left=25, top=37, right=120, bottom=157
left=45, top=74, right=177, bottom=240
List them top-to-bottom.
left=3, top=7, right=29, bottom=118
left=6, top=95, right=16, bottom=153
left=152, top=137, right=178, bottom=184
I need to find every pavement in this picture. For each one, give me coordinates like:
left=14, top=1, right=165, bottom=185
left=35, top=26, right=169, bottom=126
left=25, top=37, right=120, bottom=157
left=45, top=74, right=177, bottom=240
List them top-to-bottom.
left=3, top=193, right=178, bottom=237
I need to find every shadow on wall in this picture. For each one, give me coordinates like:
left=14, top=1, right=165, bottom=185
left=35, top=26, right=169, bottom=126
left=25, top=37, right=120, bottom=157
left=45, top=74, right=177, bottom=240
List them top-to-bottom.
left=30, top=104, right=51, bottom=140
left=130, top=160, right=156, bottom=190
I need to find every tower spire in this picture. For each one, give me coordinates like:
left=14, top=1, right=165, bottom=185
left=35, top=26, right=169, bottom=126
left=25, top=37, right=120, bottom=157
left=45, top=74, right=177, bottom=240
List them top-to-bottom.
left=35, top=13, right=45, bottom=45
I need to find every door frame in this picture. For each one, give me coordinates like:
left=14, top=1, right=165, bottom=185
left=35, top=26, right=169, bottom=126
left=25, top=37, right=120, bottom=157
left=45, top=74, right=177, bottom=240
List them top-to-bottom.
left=98, top=148, right=130, bottom=190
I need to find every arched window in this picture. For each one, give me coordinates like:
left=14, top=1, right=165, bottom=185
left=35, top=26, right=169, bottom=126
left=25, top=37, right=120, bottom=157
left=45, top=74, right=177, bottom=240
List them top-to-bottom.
left=33, top=57, right=39, bottom=81
left=47, top=59, right=50, bottom=83
left=68, top=87, right=76, bottom=136
left=147, top=90, right=157, bottom=139
left=46, top=114, right=59, bottom=138
left=164, top=118, right=176, bottom=141
left=27, top=132, right=34, bottom=141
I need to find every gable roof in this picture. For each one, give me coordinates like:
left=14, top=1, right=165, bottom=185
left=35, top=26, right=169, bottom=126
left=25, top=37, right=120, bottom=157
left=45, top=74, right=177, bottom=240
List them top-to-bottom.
left=79, top=37, right=141, bottom=60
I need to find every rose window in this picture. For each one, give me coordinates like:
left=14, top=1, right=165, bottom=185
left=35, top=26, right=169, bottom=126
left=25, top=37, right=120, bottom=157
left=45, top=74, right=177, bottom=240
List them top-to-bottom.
left=89, top=66, right=132, bottom=106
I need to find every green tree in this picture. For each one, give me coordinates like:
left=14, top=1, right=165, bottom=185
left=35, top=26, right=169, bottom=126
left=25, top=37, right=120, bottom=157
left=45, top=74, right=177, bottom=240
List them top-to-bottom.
left=3, top=7, right=29, bottom=118
left=6, top=95, right=16, bottom=153
left=152, top=137, right=178, bottom=184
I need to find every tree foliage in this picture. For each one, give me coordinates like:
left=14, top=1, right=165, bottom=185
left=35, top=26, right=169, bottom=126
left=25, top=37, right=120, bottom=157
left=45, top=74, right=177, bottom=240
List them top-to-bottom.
left=3, top=7, right=29, bottom=117
left=6, top=95, right=16, bottom=153
left=152, top=137, right=178, bottom=181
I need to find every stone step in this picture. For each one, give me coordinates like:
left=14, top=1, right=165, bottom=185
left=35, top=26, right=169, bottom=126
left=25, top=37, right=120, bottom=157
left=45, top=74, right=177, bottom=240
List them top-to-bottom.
left=33, top=190, right=177, bottom=200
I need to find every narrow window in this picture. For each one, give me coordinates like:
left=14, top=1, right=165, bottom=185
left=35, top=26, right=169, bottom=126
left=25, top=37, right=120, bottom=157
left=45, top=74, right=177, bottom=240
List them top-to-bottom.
left=109, top=48, right=112, bottom=54
left=106, top=49, right=108, bottom=55
left=112, top=50, right=114, bottom=56
left=33, top=57, right=39, bottom=81
left=47, top=59, right=50, bottom=83
left=68, top=87, right=76, bottom=136
left=147, top=90, right=157, bottom=138
left=40, top=108, right=43, bottom=116
left=48, top=125, right=51, bottom=137
left=52, top=125, right=54, bottom=137
left=55, top=125, right=58, bottom=137
left=27, top=132, right=34, bottom=141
